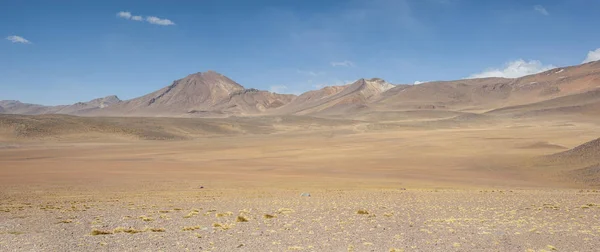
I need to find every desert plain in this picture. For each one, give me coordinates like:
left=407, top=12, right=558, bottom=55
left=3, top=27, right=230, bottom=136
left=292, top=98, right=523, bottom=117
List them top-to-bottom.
left=1, top=112, right=599, bottom=252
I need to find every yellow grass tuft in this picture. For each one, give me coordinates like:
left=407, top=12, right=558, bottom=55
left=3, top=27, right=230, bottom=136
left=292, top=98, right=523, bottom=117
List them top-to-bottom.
left=277, top=208, right=295, bottom=214
left=183, top=210, right=199, bottom=218
left=357, top=210, right=369, bottom=215
left=216, top=212, right=233, bottom=217
left=236, top=216, right=249, bottom=222
left=212, top=222, right=233, bottom=230
left=182, top=226, right=201, bottom=231
left=113, top=227, right=144, bottom=234
left=91, top=229, right=113, bottom=236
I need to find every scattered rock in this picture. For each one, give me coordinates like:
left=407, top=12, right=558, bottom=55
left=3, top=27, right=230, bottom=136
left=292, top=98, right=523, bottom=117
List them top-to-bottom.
left=300, top=192, right=311, bottom=197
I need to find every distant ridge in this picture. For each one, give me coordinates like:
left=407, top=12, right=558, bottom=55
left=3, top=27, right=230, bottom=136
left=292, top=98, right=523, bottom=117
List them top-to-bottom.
left=2, top=60, right=600, bottom=118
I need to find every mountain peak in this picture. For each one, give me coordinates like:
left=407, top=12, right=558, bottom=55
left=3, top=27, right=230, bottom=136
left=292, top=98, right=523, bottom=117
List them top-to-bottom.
left=353, top=78, right=395, bottom=93
left=102, top=95, right=121, bottom=102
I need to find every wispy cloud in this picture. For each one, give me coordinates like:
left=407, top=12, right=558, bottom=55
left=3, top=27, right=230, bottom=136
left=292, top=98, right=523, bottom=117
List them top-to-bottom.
left=534, top=5, right=549, bottom=16
left=117, top=11, right=175, bottom=26
left=117, top=11, right=132, bottom=19
left=146, top=16, right=175, bottom=26
left=6, top=35, right=31, bottom=44
left=583, top=48, right=600, bottom=63
left=467, top=59, right=555, bottom=79
left=330, top=60, right=355, bottom=67
left=296, top=70, right=324, bottom=77
left=413, top=81, right=429, bottom=85
left=269, top=85, right=288, bottom=93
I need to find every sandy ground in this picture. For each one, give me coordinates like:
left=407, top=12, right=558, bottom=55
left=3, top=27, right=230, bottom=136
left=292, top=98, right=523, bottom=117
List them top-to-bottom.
left=1, top=117, right=600, bottom=251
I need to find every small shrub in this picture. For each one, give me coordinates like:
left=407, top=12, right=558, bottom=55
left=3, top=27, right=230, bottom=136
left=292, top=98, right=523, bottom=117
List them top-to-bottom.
left=357, top=210, right=369, bottom=215
left=216, top=212, right=233, bottom=217
left=236, top=216, right=249, bottom=222
left=182, top=226, right=201, bottom=231
left=91, top=229, right=113, bottom=235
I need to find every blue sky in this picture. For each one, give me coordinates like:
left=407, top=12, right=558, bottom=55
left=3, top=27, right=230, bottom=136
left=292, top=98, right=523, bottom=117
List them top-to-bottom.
left=1, top=0, right=600, bottom=105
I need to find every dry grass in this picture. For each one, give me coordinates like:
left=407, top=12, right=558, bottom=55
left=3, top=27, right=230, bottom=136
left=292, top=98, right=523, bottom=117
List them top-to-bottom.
left=277, top=208, right=295, bottom=214
left=183, top=210, right=199, bottom=218
left=216, top=212, right=233, bottom=217
left=236, top=216, right=249, bottom=222
left=212, top=223, right=233, bottom=230
left=181, top=226, right=201, bottom=231
left=113, top=227, right=144, bottom=234
left=90, top=229, right=113, bottom=236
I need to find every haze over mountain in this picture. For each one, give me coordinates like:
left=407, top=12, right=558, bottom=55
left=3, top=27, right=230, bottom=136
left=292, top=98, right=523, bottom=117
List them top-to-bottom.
left=1, top=60, right=599, bottom=118
left=0, top=95, right=121, bottom=115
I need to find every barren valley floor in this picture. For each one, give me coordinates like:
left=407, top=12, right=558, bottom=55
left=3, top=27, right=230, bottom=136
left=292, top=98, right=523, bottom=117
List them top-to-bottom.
left=1, top=115, right=600, bottom=251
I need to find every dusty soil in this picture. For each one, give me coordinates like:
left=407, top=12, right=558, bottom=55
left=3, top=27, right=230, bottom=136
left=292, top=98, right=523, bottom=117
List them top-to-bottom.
left=1, top=114, right=600, bottom=251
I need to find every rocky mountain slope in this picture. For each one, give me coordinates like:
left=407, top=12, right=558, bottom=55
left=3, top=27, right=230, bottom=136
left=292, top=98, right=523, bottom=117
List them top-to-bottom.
left=2, top=60, right=599, bottom=118
left=88, top=71, right=294, bottom=117
left=272, top=78, right=397, bottom=115
left=0, top=95, right=121, bottom=115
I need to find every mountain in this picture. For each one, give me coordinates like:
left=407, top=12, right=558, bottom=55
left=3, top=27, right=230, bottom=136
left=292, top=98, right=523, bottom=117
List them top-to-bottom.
left=2, top=60, right=600, bottom=118
left=369, top=60, right=600, bottom=113
left=90, top=71, right=295, bottom=117
left=372, top=77, right=512, bottom=112
left=272, top=78, right=396, bottom=115
left=207, top=89, right=295, bottom=115
left=486, top=89, right=600, bottom=118
left=0, top=95, right=121, bottom=115
left=57, top=95, right=122, bottom=115
left=0, top=100, right=56, bottom=115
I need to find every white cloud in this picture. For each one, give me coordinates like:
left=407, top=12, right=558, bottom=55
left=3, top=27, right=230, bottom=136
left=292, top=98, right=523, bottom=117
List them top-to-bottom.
left=534, top=5, right=549, bottom=16
left=117, top=11, right=175, bottom=26
left=117, top=11, right=132, bottom=19
left=146, top=16, right=175, bottom=26
left=6, top=35, right=31, bottom=44
left=582, top=48, right=600, bottom=63
left=467, top=59, right=555, bottom=79
left=330, top=60, right=355, bottom=67
left=297, top=70, right=324, bottom=77
left=413, top=81, right=429, bottom=85
left=269, top=85, right=288, bottom=93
